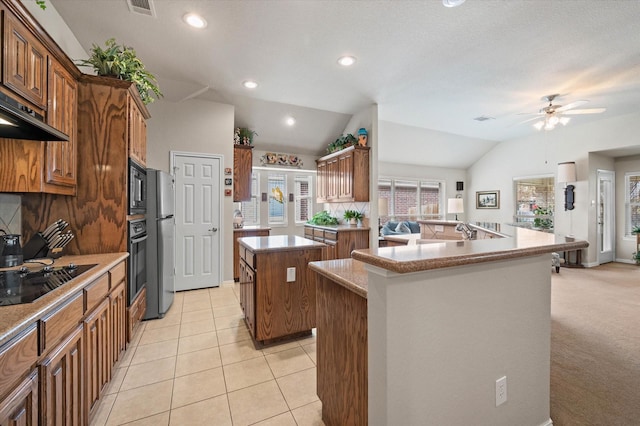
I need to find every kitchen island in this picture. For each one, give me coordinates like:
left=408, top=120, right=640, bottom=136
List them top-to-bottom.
left=309, top=225, right=588, bottom=426
left=238, top=235, right=324, bottom=344
left=0, top=253, right=131, bottom=425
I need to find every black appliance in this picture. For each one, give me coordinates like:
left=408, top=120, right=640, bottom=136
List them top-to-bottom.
left=0, top=92, right=68, bottom=141
left=129, top=159, right=147, bottom=215
left=128, top=219, right=147, bottom=306
left=0, top=234, right=23, bottom=268
left=0, top=263, right=96, bottom=306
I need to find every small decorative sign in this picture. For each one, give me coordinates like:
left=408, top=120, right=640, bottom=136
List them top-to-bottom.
left=260, top=152, right=303, bottom=168
left=224, top=167, right=232, bottom=175
left=225, top=178, right=233, bottom=186
left=224, top=189, right=232, bottom=197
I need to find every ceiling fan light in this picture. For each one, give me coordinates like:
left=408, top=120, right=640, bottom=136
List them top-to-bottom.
left=442, top=0, right=466, bottom=7
left=548, top=115, right=560, bottom=126
left=559, top=117, right=571, bottom=126
left=533, top=121, right=545, bottom=131
left=544, top=121, right=556, bottom=131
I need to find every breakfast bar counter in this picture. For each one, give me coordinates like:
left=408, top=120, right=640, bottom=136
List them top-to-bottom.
left=310, top=225, right=588, bottom=426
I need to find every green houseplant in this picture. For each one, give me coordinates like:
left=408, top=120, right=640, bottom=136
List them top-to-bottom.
left=76, top=38, right=162, bottom=105
left=234, top=127, right=258, bottom=145
left=327, top=133, right=357, bottom=154
left=344, top=209, right=364, bottom=225
left=307, top=211, right=339, bottom=226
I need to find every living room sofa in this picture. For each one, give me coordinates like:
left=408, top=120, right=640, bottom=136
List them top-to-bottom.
left=380, top=220, right=421, bottom=236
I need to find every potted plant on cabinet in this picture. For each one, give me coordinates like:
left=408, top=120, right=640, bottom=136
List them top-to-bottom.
left=76, top=38, right=163, bottom=104
left=234, top=127, right=258, bottom=145
left=344, top=210, right=364, bottom=226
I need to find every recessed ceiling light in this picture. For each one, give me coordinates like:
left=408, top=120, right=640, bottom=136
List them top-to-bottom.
left=442, top=0, right=466, bottom=7
left=183, top=13, right=207, bottom=29
left=337, top=56, right=356, bottom=67
left=242, top=80, right=258, bottom=89
left=285, top=116, right=296, bottom=126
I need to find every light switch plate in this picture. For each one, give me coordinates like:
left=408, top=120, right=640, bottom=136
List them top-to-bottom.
left=286, top=267, right=296, bottom=282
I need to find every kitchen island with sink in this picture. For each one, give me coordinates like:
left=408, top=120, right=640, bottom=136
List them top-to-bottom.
left=309, top=225, right=588, bottom=426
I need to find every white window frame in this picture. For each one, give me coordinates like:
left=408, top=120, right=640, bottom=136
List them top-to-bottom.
left=624, top=171, right=640, bottom=237
left=240, top=172, right=260, bottom=226
left=294, top=174, right=313, bottom=224
left=513, top=174, right=554, bottom=224
left=378, top=176, right=444, bottom=221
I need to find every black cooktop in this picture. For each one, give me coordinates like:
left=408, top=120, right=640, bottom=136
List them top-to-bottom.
left=0, top=264, right=97, bottom=306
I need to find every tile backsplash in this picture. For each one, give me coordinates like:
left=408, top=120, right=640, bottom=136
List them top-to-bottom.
left=0, top=194, right=21, bottom=235
left=324, top=202, right=370, bottom=226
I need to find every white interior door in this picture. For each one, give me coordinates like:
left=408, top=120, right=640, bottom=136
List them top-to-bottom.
left=172, top=152, right=222, bottom=291
left=596, top=169, right=615, bottom=264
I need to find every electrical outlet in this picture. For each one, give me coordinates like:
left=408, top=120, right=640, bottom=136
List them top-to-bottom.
left=435, top=225, right=444, bottom=232
left=286, top=267, right=296, bottom=282
left=496, top=376, right=507, bottom=407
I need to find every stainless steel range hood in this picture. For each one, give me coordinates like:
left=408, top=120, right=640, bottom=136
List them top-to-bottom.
left=0, top=93, right=68, bottom=141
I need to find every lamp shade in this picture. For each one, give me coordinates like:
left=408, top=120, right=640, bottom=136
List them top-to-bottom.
left=558, top=161, right=577, bottom=183
left=378, top=198, right=389, bottom=216
left=448, top=198, right=464, bottom=214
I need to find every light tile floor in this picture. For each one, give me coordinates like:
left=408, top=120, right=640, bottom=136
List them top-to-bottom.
left=90, top=283, right=325, bottom=426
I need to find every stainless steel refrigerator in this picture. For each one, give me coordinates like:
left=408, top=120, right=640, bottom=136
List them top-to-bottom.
left=144, top=169, right=175, bottom=319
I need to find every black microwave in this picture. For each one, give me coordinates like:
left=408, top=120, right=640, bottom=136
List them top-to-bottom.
left=129, top=159, right=147, bottom=215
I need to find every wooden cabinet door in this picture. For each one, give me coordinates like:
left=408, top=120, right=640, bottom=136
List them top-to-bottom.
left=3, top=13, right=47, bottom=109
left=44, top=58, right=77, bottom=193
left=128, top=99, right=147, bottom=166
left=233, top=146, right=253, bottom=202
left=338, top=151, right=354, bottom=201
left=326, top=157, right=339, bottom=201
left=316, top=160, right=327, bottom=202
left=324, top=241, right=337, bottom=261
left=245, top=267, right=256, bottom=337
left=109, top=281, right=127, bottom=366
left=83, top=299, right=111, bottom=422
left=39, top=325, right=82, bottom=426
left=0, top=370, right=38, bottom=426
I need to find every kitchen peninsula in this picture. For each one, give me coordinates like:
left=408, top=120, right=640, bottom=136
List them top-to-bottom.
left=309, top=225, right=588, bottom=426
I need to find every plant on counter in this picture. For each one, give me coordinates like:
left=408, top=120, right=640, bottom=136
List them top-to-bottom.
left=34, top=0, right=46, bottom=9
left=76, top=38, right=163, bottom=105
left=234, top=127, right=258, bottom=145
left=326, top=133, right=357, bottom=154
left=343, top=209, right=364, bottom=224
left=307, top=210, right=339, bottom=226
left=632, top=225, right=640, bottom=235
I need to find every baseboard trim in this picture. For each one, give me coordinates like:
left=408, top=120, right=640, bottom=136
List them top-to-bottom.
left=615, top=258, right=635, bottom=264
left=539, top=419, right=553, bottom=426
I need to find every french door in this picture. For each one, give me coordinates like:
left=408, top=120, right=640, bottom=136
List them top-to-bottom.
left=596, top=169, right=615, bottom=264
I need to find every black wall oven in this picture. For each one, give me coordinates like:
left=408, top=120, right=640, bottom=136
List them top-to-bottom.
left=129, top=159, right=147, bottom=215
left=128, top=219, right=147, bottom=306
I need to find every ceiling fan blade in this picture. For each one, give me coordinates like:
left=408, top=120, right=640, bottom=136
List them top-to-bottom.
left=556, top=100, right=588, bottom=112
left=563, top=108, right=607, bottom=115
left=516, top=112, right=544, bottom=116
left=515, top=116, right=543, bottom=126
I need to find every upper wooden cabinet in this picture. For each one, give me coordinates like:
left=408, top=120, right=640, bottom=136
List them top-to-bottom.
left=2, top=11, right=47, bottom=109
left=43, top=58, right=77, bottom=194
left=128, top=97, right=147, bottom=166
left=234, top=145, right=253, bottom=202
left=316, top=146, right=369, bottom=203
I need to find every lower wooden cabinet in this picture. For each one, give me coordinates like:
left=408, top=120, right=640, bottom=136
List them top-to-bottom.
left=304, top=225, right=369, bottom=260
left=233, top=228, right=270, bottom=281
left=109, top=281, right=127, bottom=366
left=127, top=287, right=146, bottom=342
left=83, top=299, right=111, bottom=421
left=39, top=325, right=83, bottom=426
left=0, top=369, right=38, bottom=426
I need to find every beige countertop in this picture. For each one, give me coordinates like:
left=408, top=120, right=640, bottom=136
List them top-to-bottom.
left=304, top=223, right=371, bottom=232
left=353, top=225, right=588, bottom=274
left=233, top=226, right=271, bottom=232
left=239, top=235, right=325, bottom=252
left=0, top=252, right=128, bottom=347
left=308, top=258, right=368, bottom=298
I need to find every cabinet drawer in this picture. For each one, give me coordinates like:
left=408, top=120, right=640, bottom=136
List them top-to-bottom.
left=304, top=227, right=314, bottom=238
left=313, top=229, right=325, bottom=239
left=324, top=231, right=337, bottom=241
left=109, top=262, right=126, bottom=287
left=84, top=274, right=109, bottom=313
left=39, top=292, right=82, bottom=355
left=0, top=324, right=37, bottom=397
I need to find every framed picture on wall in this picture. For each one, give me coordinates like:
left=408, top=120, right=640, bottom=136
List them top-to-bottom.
left=476, top=190, right=500, bottom=209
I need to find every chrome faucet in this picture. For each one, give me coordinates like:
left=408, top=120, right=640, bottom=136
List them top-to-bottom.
left=455, top=222, right=477, bottom=240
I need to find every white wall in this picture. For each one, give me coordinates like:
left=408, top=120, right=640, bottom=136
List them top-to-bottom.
left=147, top=99, right=235, bottom=281
left=468, top=111, right=640, bottom=265
left=614, top=155, right=640, bottom=263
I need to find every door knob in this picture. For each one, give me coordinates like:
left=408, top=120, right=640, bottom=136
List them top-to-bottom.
left=209, top=228, right=218, bottom=232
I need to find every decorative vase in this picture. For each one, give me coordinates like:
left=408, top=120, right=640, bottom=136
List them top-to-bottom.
left=350, top=218, right=357, bottom=225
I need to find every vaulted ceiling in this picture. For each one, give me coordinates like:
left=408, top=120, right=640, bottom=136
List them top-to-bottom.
left=49, top=0, right=640, bottom=167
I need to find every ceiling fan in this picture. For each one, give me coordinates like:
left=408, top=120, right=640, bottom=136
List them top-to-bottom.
left=518, top=94, right=606, bottom=131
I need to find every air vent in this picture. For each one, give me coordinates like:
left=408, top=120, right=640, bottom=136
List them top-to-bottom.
left=127, top=0, right=156, bottom=17
left=473, top=116, right=495, bottom=122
